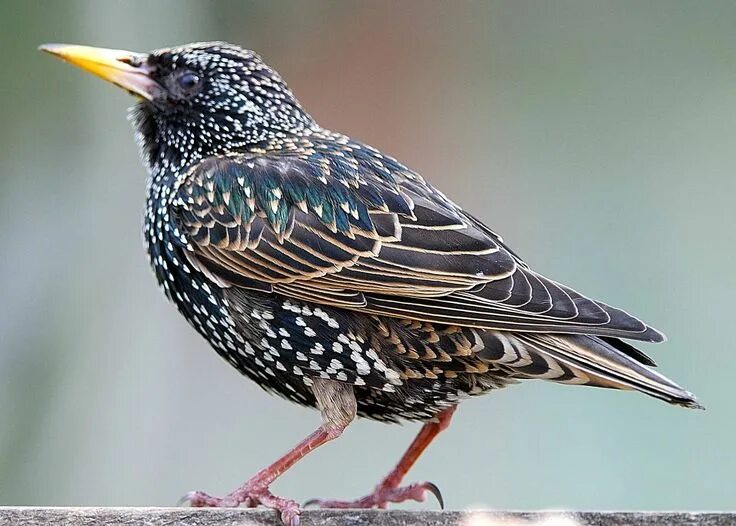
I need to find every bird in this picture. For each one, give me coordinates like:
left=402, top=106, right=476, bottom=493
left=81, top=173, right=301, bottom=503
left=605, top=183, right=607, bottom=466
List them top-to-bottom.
left=40, top=41, right=701, bottom=526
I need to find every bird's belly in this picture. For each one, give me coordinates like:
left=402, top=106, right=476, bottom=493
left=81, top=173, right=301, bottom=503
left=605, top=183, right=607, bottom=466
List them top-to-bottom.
left=146, top=229, right=513, bottom=422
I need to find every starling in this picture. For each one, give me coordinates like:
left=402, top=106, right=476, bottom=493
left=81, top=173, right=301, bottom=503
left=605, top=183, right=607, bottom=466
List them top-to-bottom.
left=40, top=42, right=701, bottom=525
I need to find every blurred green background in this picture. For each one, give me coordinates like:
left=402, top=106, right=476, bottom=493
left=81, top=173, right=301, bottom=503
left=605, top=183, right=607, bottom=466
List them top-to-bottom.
left=0, top=0, right=733, bottom=511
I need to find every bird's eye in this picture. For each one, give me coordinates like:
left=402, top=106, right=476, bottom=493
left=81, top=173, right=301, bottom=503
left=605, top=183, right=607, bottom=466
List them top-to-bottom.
left=177, top=71, right=201, bottom=91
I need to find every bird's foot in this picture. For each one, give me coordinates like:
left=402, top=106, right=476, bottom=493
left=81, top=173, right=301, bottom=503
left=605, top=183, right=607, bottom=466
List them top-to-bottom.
left=305, top=480, right=443, bottom=510
left=185, top=486, right=301, bottom=526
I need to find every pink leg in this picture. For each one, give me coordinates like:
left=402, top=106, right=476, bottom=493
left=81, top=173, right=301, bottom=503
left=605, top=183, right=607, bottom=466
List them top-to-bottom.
left=307, top=406, right=456, bottom=509
left=186, top=424, right=344, bottom=526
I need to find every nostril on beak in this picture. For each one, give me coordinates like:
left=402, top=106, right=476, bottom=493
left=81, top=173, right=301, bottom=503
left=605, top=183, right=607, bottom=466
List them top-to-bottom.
left=118, top=55, right=144, bottom=68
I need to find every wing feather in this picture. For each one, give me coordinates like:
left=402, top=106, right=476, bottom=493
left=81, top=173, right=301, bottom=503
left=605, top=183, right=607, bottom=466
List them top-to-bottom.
left=170, top=132, right=664, bottom=342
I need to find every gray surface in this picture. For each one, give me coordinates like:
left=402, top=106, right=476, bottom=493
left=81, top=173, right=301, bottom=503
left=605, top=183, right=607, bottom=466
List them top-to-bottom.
left=0, top=508, right=733, bottom=526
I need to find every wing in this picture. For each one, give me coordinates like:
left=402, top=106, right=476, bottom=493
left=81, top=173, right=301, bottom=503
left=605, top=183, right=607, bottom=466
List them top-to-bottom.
left=169, top=132, right=664, bottom=342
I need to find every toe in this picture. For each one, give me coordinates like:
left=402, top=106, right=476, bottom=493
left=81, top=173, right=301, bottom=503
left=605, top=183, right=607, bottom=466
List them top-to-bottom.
left=184, top=491, right=220, bottom=507
left=281, top=506, right=301, bottom=526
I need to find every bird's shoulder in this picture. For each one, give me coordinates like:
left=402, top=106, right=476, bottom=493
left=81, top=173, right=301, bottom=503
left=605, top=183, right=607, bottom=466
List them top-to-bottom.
left=170, top=128, right=469, bottom=238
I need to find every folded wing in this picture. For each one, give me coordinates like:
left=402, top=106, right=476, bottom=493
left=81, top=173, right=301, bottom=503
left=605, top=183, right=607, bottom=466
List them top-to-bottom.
left=169, top=133, right=664, bottom=342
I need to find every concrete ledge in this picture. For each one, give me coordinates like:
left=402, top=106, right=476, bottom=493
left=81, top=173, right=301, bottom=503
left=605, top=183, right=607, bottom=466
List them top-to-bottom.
left=0, top=508, right=733, bottom=526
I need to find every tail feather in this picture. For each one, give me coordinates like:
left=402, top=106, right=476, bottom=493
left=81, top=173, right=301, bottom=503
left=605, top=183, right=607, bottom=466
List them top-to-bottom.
left=505, top=333, right=703, bottom=409
left=599, top=336, right=657, bottom=367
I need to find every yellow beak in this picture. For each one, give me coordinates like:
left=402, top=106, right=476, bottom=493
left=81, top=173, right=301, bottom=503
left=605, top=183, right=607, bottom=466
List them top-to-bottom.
left=39, top=43, right=160, bottom=101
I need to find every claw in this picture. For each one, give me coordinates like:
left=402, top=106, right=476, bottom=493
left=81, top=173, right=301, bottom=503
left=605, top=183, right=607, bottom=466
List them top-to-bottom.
left=423, top=482, right=444, bottom=509
left=302, top=498, right=320, bottom=508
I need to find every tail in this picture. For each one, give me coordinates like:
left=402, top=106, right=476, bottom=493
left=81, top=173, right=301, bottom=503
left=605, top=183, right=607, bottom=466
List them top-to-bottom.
left=497, top=332, right=703, bottom=409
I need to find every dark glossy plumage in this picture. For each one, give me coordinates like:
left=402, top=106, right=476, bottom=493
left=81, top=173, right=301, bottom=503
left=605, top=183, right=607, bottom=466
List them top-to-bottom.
left=119, top=42, right=699, bottom=420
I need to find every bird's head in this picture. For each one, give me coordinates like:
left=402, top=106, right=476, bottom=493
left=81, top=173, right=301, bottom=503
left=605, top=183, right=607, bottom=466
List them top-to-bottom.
left=39, top=42, right=316, bottom=170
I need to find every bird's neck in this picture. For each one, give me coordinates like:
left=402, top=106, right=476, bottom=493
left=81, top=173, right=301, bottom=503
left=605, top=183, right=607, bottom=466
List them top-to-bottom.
left=130, top=100, right=319, bottom=182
